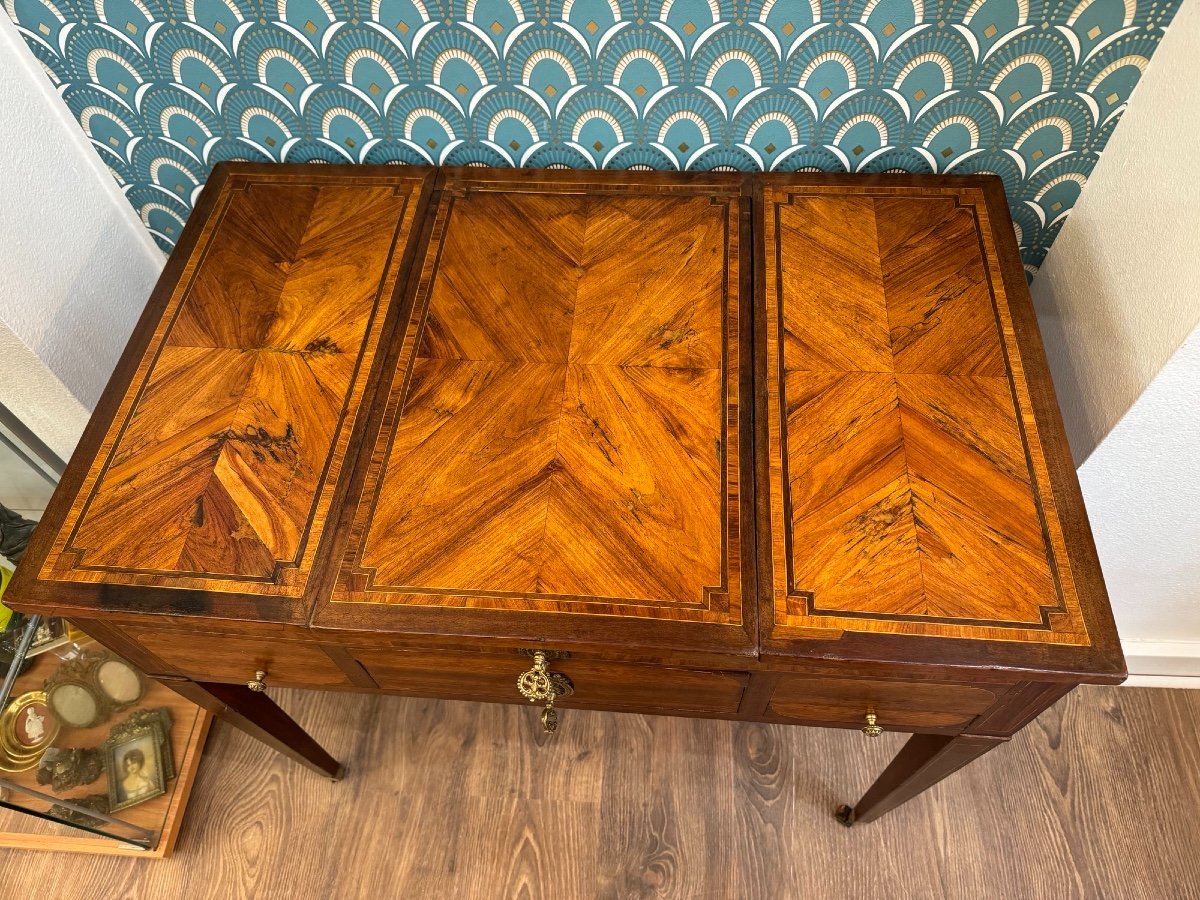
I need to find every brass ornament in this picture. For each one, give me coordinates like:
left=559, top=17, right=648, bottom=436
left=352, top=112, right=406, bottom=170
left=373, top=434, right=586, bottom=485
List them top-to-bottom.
left=44, top=651, right=143, bottom=730
left=516, top=651, right=573, bottom=735
left=516, top=664, right=552, bottom=702
left=247, top=670, right=268, bottom=692
left=862, top=711, right=883, bottom=738
left=37, top=747, right=105, bottom=792
left=48, top=793, right=110, bottom=828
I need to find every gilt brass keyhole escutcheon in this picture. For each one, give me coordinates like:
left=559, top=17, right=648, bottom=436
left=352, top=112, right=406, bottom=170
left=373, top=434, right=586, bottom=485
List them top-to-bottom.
left=517, top=651, right=573, bottom=734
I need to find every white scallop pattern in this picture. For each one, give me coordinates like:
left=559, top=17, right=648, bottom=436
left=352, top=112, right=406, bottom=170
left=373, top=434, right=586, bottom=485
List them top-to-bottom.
left=5, top=0, right=1183, bottom=276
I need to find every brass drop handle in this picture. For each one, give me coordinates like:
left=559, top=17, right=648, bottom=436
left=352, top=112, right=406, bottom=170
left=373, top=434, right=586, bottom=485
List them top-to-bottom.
left=516, top=651, right=574, bottom=734
left=247, top=670, right=268, bottom=692
left=862, top=709, right=883, bottom=738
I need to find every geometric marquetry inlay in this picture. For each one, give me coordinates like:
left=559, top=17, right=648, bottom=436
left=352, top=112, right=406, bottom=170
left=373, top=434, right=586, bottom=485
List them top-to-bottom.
left=3, top=163, right=1128, bottom=827
left=21, top=165, right=1111, bottom=666
left=40, top=170, right=432, bottom=600
left=330, top=174, right=749, bottom=631
left=763, top=185, right=1091, bottom=647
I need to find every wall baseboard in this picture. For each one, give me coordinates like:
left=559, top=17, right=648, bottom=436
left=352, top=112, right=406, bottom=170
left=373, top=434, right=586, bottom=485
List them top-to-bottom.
left=1121, top=640, right=1200, bottom=689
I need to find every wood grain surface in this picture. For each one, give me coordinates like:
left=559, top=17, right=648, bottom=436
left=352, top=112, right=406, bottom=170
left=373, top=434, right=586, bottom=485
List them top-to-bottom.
left=1, top=166, right=1133, bottom=845
left=10, top=167, right=1120, bottom=675
left=38, top=170, right=431, bottom=601
left=329, top=173, right=751, bottom=639
left=762, top=184, right=1090, bottom=647
left=122, top=627, right=352, bottom=687
left=766, top=675, right=998, bottom=729
left=1, top=685, right=1195, bottom=899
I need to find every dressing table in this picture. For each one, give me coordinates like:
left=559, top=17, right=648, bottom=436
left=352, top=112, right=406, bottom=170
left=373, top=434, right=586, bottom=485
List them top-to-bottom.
left=8, top=165, right=1124, bottom=826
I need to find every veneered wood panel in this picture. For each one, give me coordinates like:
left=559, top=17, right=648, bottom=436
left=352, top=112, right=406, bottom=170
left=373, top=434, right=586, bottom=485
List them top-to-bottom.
left=7, top=166, right=1121, bottom=690
left=37, top=170, right=432, bottom=605
left=323, top=172, right=752, bottom=650
left=762, top=184, right=1091, bottom=647
left=417, top=190, right=584, bottom=363
left=568, top=194, right=725, bottom=369
left=778, top=196, right=892, bottom=373
left=875, top=198, right=1006, bottom=377
left=541, top=364, right=723, bottom=604
left=124, top=628, right=350, bottom=688
left=351, top=648, right=747, bottom=715
left=767, top=676, right=998, bottom=730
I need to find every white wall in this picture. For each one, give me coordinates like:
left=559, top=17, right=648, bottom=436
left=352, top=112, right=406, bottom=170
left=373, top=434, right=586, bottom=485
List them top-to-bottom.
left=1030, top=0, right=1200, bottom=465
left=1030, top=1, right=1200, bottom=674
left=0, top=13, right=164, bottom=420
left=0, top=324, right=89, bottom=461
left=1079, top=326, right=1200, bottom=681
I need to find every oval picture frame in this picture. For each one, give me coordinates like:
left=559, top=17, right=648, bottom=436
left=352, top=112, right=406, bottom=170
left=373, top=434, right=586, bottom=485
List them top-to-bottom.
left=92, top=657, right=145, bottom=708
left=45, top=679, right=103, bottom=730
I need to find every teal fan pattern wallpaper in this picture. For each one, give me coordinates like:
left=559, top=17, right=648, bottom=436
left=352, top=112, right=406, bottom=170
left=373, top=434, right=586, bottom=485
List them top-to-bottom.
left=5, top=0, right=1183, bottom=275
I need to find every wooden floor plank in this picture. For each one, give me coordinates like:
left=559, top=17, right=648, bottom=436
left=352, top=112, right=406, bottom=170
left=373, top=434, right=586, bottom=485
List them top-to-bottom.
left=1, top=686, right=1198, bottom=900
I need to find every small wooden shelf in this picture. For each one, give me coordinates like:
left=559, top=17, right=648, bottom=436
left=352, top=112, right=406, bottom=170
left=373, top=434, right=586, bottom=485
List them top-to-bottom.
left=0, top=638, right=211, bottom=856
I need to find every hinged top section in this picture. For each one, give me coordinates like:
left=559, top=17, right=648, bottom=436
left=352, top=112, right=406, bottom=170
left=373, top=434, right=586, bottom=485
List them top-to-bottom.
left=27, top=165, right=435, bottom=621
left=9, top=166, right=1122, bottom=677
left=313, top=168, right=757, bottom=655
left=756, top=176, right=1120, bottom=674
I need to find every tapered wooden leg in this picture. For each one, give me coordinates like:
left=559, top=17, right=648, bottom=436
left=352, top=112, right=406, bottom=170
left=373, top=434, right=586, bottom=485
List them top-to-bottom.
left=164, top=679, right=345, bottom=781
left=836, top=733, right=1007, bottom=826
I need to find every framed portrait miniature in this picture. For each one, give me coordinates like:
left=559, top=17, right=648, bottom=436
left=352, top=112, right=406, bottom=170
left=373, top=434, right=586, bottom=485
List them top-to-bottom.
left=122, top=707, right=175, bottom=781
left=104, top=721, right=166, bottom=812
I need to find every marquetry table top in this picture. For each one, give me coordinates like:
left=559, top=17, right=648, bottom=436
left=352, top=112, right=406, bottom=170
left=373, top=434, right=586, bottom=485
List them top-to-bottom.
left=22, top=165, right=1122, bottom=678
left=761, top=184, right=1090, bottom=650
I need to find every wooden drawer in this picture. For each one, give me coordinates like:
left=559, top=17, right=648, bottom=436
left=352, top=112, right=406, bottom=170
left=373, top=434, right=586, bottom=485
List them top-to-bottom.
left=124, top=628, right=351, bottom=688
left=351, top=648, right=747, bottom=716
left=766, top=675, right=999, bottom=730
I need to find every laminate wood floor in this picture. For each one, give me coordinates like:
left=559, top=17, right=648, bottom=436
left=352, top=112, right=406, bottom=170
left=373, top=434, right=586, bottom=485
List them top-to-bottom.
left=3, top=685, right=1198, bottom=900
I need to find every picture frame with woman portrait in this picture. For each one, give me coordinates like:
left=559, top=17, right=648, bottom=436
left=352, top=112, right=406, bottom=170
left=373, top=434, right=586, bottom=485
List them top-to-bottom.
left=103, top=718, right=166, bottom=812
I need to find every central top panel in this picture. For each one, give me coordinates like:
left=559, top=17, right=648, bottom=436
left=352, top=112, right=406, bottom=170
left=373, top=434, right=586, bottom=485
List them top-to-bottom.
left=322, top=170, right=755, bottom=651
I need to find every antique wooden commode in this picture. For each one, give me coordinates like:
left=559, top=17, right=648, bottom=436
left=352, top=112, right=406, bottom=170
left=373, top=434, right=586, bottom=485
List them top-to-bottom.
left=9, top=165, right=1124, bottom=825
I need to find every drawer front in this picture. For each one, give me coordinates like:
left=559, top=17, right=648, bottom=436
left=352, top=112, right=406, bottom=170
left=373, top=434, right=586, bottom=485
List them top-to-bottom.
left=125, top=628, right=351, bottom=688
left=352, top=648, right=747, bottom=716
left=767, top=675, right=998, bottom=730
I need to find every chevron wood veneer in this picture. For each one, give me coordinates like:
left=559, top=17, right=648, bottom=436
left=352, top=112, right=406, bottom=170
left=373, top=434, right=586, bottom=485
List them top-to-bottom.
left=9, top=166, right=1124, bottom=831
left=37, top=169, right=433, bottom=607
left=330, top=174, right=749, bottom=635
left=762, top=185, right=1089, bottom=647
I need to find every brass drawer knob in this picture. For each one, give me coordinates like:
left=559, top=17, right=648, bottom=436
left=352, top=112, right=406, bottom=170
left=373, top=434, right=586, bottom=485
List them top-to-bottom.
left=517, top=651, right=573, bottom=734
left=247, top=670, right=268, bottom=692
left=862, top=711, right=883, bottom=738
